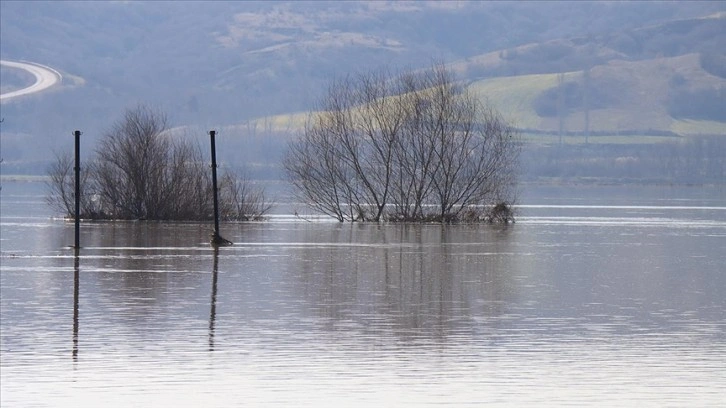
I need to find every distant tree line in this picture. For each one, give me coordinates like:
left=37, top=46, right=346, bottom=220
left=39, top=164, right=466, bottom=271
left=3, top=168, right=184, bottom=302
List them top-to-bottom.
left=284, top=63, right=520, bottom=223
left=532, top=77, right=619, bottom=118
left=668, top=87, right=726, bottom=122
left=47, top=105, right=272, bottom=221
left=522, top=135, right=725, bottom=184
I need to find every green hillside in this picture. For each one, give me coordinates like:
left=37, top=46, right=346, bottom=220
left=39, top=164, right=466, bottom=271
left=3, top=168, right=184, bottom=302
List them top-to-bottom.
left=1, top=1, right=725, bottom=175
left=235, top=12, right=726, bottom=147
left=462, top=13, right=726, bottom=142
left=237, top=52, right=725, bottom=146
left=470, top=54, right=725, bottom=140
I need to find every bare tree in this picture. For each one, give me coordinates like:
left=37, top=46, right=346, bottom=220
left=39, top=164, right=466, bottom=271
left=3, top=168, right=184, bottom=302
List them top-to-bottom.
left=284, top=62, right=520, bottom=223
left=47, top=105, right=272, bottom=221
left=92, top=105, right=171, bottom=219
left=45, top=150, right=100, bottom=218
left=46, top=151, right=77, bottom=217
left=219, top=171, right=273, bottom=221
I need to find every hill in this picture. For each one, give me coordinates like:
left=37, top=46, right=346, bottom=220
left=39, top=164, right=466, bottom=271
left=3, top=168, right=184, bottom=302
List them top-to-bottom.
left=0, top=1, right=724, bottom=179
left=241, top=13, right=726, bottom=138
left=458, top=13, right=726, bottom=138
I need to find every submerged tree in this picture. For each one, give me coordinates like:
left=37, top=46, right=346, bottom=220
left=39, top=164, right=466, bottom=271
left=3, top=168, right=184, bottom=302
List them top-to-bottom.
left=284, top=62, right=520, bottom=223
left=47, top=105, right=272, bottom=221
left=45, top=150, right=97, bottom=218
left=219, top=171, right=273, bottom=221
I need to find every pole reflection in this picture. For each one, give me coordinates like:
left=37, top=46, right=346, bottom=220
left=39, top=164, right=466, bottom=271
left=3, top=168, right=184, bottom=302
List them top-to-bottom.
left=209, top=247, right=219, bottom=352
left=72, top=248, right=80, bottom=362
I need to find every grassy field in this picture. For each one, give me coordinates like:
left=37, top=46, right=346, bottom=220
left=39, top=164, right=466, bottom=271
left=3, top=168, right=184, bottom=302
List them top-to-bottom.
left=233, top=54, right=725, bottom=146
left=466, top=54, right=726, bottom=141
left=468, top=72, right=569, bottom=129
left=671, top=119, right=726, bottom=136
left=520, top=132, right=683, bottom=145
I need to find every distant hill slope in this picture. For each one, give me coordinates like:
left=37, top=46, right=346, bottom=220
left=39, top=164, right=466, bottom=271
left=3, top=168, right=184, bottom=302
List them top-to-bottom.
left=1, top=1, right=724, bottom=172
left=239, top=12, right=726, bottom=141
left=456, top=13, right=726, bottom=138
left=471, top=53, right=725, bottom=137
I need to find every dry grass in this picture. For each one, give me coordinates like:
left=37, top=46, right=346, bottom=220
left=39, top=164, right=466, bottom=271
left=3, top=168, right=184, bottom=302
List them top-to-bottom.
left=227, top=51, right=725, bottom=144
left=467, top=53, right=725, bottom=139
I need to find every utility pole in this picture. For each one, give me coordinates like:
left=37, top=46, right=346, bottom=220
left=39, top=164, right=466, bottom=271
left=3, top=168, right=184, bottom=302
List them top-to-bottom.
left=74, top=130, right=81, bottom=249
left=209, top=130, right=232, bottom=246
left=210, top=130, right=220, bottom=236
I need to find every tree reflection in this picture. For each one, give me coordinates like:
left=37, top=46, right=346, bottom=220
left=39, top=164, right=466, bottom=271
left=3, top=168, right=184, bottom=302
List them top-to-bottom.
left=82, top=222, right=209, bottom=314
left=291, top=224, right=517, bottom=342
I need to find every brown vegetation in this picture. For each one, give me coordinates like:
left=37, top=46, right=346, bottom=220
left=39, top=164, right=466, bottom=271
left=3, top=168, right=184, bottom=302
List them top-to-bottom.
left=284, top=63, right=520, bottom=223
left=47, top=105, right=272, bottom=221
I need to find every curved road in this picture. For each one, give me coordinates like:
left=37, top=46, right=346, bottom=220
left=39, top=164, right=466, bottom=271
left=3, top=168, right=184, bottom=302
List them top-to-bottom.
left=0, top=59, right=62, bottom=101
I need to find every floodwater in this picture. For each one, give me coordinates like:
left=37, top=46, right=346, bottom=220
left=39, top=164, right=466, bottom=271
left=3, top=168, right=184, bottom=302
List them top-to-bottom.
left=1, top=181, right=725, bottom=407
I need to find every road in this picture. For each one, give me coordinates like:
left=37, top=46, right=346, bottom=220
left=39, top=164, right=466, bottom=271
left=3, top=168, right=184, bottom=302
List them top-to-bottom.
left=0, top=59, right=62, bottom=101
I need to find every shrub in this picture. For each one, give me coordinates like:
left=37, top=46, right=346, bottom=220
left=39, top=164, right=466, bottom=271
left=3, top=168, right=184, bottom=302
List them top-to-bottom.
left=47, top=105, right=272, bottom=221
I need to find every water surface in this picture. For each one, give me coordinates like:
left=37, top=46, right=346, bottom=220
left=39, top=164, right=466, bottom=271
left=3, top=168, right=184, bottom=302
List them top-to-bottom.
left=1, top=181, right=725, bottom=407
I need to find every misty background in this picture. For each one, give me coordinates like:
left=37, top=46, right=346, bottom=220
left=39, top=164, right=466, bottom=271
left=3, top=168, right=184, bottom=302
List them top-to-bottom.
left=1, top=1, right=724, bottom=183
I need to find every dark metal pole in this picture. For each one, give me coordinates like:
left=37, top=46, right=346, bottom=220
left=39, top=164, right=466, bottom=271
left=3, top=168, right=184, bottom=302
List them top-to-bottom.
left=74, top=130, right=81, bottom=249
left=208, top=130, right=231, bottom=246
left=209, top=130, right=220, bottom=236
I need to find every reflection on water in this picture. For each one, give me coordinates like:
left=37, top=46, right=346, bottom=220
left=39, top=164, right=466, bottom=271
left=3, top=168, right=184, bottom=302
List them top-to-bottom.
left=1, top=181, right=725, bottom=406
left=73, top=248, right=79, bottom=362
left=209, top=248, right=219, bottom=352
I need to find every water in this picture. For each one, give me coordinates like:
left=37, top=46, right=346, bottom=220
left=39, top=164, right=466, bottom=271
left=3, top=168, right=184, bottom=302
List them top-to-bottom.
left=1, top=181, right=725, bottom=407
